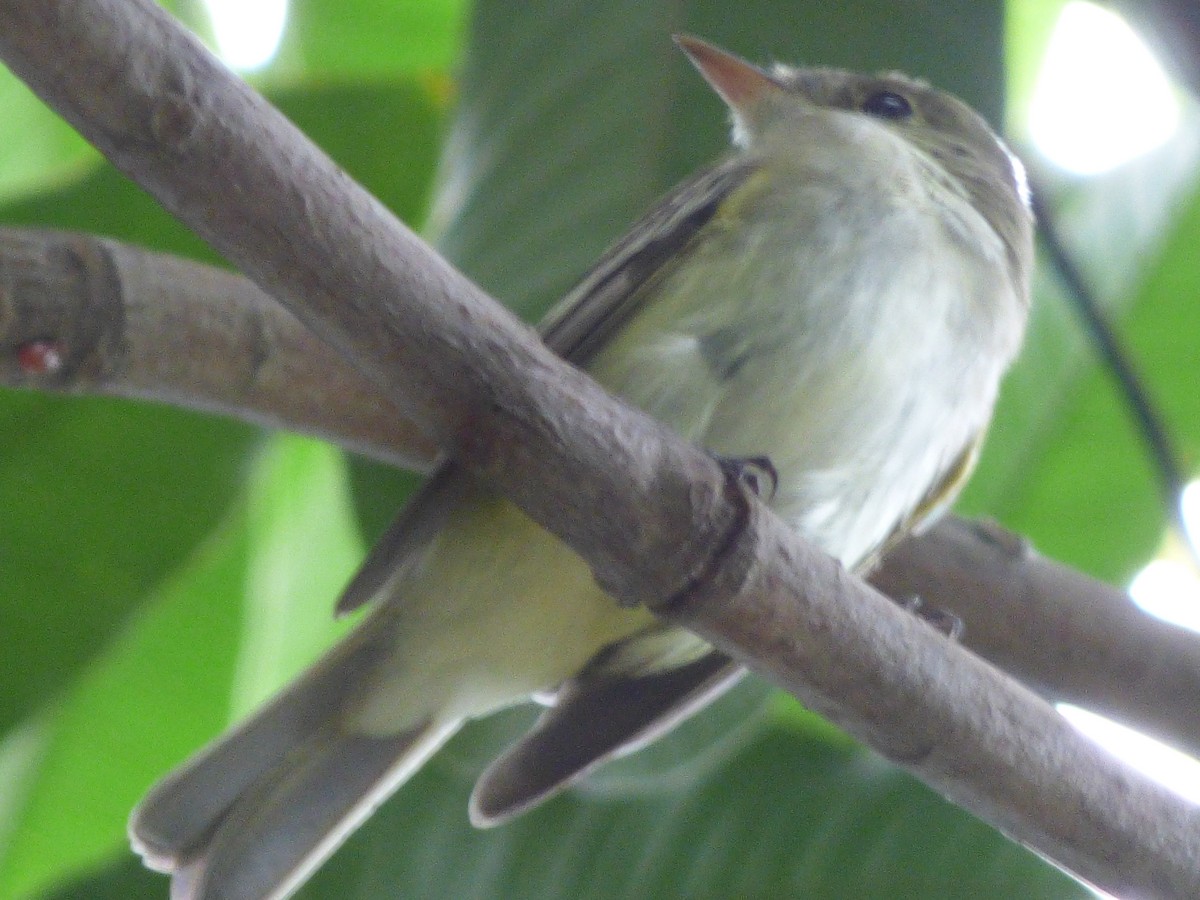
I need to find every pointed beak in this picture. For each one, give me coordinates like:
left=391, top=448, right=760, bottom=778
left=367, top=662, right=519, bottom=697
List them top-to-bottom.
left=674, top=35, right=782, bottom=123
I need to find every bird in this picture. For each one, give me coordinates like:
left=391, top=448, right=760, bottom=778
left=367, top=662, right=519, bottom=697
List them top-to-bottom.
left=129, top=34, right=1033, bottom=900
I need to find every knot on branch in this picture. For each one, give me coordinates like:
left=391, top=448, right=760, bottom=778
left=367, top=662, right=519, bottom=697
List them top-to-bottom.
left=0, top=230, right=124, bottom=387
left=650, top=455, right=761, bottom=617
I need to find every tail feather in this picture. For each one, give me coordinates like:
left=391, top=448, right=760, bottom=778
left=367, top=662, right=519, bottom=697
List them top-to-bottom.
left=130, top=609, right=459, bottom=900
left=470, top=652, right=742, bottom=825
left=162, top=726, right=454, bottom=900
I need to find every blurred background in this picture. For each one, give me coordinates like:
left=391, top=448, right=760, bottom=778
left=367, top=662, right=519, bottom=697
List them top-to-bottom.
left=0, top=1, right=1197, bottom=897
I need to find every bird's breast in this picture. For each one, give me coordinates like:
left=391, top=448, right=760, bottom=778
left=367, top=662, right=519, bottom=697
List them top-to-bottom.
left=587, top=166, right=1023, bottom=568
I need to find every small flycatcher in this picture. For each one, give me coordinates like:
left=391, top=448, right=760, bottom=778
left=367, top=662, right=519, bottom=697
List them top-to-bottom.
left=131, top=36, right=1033, bottom=900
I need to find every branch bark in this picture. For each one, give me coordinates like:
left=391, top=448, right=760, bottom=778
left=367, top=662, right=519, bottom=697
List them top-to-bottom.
left=0, top=2, right=1196, bottom=897
left=0, top=227, right=437, bottom=469
left=872, top=517, right=1200, bottom=758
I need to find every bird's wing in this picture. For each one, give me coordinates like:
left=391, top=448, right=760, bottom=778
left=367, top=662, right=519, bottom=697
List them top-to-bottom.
left=539, top=155, right=759, bottom=362
left=337, top=156, right=758, bottom=615
left=470, top=649, right=743, bottom=825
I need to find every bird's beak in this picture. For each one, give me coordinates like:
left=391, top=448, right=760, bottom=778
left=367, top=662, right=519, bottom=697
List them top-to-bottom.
left=674, top=34, right=783, bottom=129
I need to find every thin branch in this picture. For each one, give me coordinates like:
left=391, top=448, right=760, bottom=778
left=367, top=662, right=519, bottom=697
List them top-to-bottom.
left=0, top=2, right=1196, bottom=897
left=0, top=227, right=437, bottom=470
left=5, top=227, right=1200, bottom=764
left=872, top=518, right=1200, bottom=759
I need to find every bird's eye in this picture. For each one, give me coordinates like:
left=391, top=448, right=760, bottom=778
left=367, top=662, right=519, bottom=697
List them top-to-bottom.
left=862, top=91, right=913, bottom=120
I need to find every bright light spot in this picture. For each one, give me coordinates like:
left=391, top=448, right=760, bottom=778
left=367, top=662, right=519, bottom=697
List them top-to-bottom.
left=204, top=0, right=288, bottom=71
left=1029, top=1, right=1179, bottom=175
left=1129, top=558, right=1200, bottom=634
left=1058, top=705, right=1200, bottom=805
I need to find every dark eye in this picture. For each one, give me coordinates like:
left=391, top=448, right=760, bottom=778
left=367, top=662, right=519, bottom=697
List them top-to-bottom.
left=862, top=91, right=913, bottom=120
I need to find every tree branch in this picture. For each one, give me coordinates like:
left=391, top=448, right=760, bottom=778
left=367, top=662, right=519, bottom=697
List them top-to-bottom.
left=0, top=1, right=1196, bottom=897
left=0, top=227, right=437, bottom=469
left=872, top=518, right=1200, bottom=759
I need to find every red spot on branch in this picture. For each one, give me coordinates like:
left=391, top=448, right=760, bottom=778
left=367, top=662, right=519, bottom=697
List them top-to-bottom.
left=16, top=339, right=65, bottom=375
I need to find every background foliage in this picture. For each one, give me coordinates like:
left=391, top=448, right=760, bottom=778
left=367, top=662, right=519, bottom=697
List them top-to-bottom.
left=2, top=0, right=1196, bottom=897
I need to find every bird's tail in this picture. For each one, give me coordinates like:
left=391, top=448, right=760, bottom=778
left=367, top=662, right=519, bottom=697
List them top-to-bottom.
left=129, top=610, right=459, bottom=900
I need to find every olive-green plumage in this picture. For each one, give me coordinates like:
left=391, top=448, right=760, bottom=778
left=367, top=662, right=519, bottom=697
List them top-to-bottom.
left=130, top=36, right=1033, bottom=900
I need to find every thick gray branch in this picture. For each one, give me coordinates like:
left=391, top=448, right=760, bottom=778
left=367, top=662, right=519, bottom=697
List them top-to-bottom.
left=0, top=2, right=1195, bottom=897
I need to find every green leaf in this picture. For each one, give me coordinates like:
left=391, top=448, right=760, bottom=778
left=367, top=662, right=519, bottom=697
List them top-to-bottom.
left=156, top=0, right=467, bottom=85
left=265, top=0, right=469, bottom=84
left=960, top=0, right=1200, bottom=580
left=1005, top=0, right=1067, bottom=132
left=0, top=71, right=99, bottom=204
left=0, top=73, right=446, bottom=743
left=0, top=79, right=446, bottom=259
left=270, top=79, right=447, bottom=229
left=961, top=136, right=1200, bottom=580
left=0, top=163, right=230, bottom=264
left=1012, top=174, right=1200, bottom=579
left=1127, top=178, right=1200, bottom=466
left=0, top=395, right=254, bottom=735
left=0, top=434, right=368, bottom=899
left=232, top=434, right=366, bottom=716
left=346, top=457, right=426, bottom=547
left=0, top=507, right=249, bottom=899
left=29, top=705, right=1083, bottom=900
left=0, top=717, right=50, bottom=864
left=303, top=718, right=1080, bottom=899
left=43, top=855, right=168, bottom=900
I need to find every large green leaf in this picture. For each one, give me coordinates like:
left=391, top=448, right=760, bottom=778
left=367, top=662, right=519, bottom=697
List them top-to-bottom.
left=164, top=0, right=467, bottom=85
left=269, top=0, right=469, bottom=83
left=433, top=0, right=1007, bottom=322
left=0, top=4, right=460, bottom=898
left=0, top=68, right=99, bottom=204
left=271, top=80, right=447, bottom=228
left=0, top=81, right=444, bottom=258
left=1028, top=173, right=1200, bottom=578
left=0, top=396, right=253, bottom=735
left=0, top=434, right=368, bottom=899
left=231, top=435, right=366, bottom=717
left=0, top=505, right=249, bottom=899
left=302, top=718, right=1080, bottom=899
left=47, top=730, right=1082, bottom=900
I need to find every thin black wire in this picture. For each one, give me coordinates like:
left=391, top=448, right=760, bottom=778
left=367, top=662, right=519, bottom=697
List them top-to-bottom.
left=1031, top=186, right=1196, bottom=560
